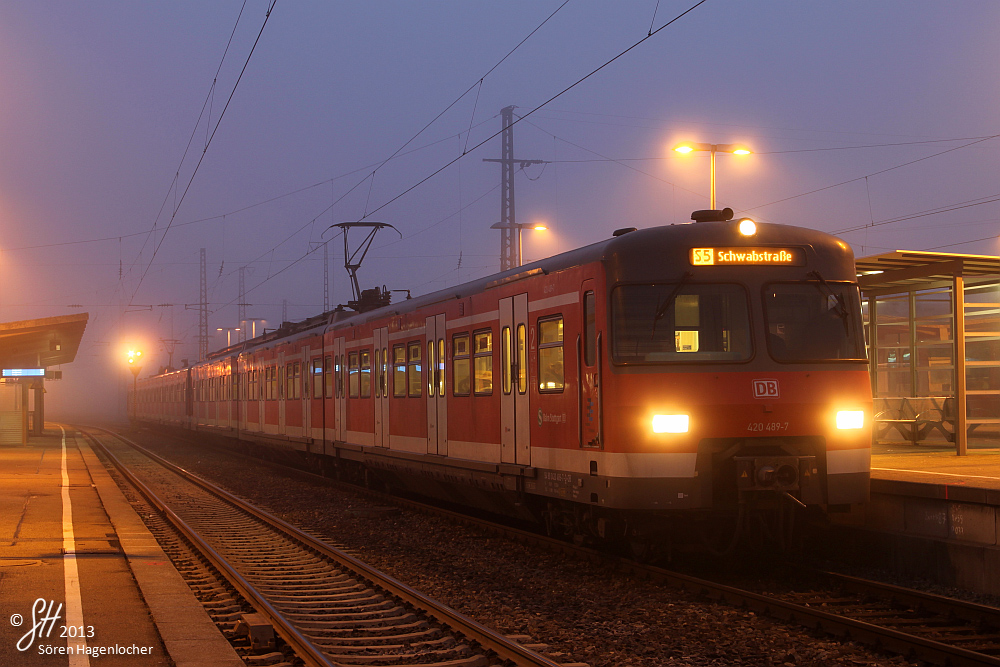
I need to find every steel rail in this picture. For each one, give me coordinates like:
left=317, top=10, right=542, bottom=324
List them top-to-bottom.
left=121, top=424, right=1000, bottom=666
left=82, top=425, right=562, bottom=667
left=79, top=428, right=338, bottom=667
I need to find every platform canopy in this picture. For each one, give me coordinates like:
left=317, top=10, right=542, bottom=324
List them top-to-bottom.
left=856, top=250, right=1000, bottom=294
left=856, top=250, right=1000, bottom=456
left=0, top=313, right=89, bottom=369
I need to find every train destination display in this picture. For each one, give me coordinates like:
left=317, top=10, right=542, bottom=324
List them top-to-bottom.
left=690, top=247, right=805, bottom=266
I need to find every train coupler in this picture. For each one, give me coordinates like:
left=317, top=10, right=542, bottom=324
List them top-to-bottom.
left=735, top=455, right=821, bottom=503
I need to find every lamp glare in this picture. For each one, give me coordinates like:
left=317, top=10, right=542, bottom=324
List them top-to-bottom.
left=738, top=219, right=757, bottom=236
left=652, top=414, right=689, bottom=434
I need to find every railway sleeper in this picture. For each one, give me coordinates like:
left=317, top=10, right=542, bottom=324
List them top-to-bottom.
left=246, top=569, right=346, bottom=580
left=254, top=574, right=357, bottom=585
left=263, top=587, right=372, bottom=601
left=271, top=594, right=386, bottom=609
left=281, top=600, right=398, bottom=617
left=297, top=618, right=428, bottom=635
left=303, top=627, right=442, bottom=645
left=315, top=635, right=458, bottom=655
left=321, top=645, right=474, bottom=665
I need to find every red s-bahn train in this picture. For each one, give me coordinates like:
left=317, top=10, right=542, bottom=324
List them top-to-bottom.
left=133, top=209, right=871, bottom=549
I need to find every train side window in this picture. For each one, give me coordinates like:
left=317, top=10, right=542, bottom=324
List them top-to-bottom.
left=584, top=291, right=597, bottom=366
left=538, top=316, right=565, bottom=392
left=516, top=323, right=527, bottom=394
left=501, top=326, right=512, bottom=395
left=473, top=329, right=493, bottom=395
left=453, top=334, right=470, bottom=396
left=438, top=338, right=445, bottom=396
left=427, top=341, right=435, bottom=397
left=407, top=342, right=422, bottom=397
left=381, top=346, right=388, bottom=398
left=393, top=346, right=406, bottom=397
left=359, top=349, right=371, bottom=397
left=348, top=352, right=360, bottom=398
left=339, top=355, right=346, bottom=398
left=324, top=356, right=333, bottom=399
left=333, top=356, right=340, bottom=398
left=312, top=358, right=323, bottom=398
left=287, top=362, right=301, bottom=400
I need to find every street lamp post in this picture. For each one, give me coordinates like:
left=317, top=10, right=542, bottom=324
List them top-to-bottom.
left=674, top=142, right=752, bottom=209
left=490, top=222, right=549, bottom=269
left=243, top=318, right=267, bottom=339
left=217, top=327, right=241, bottom=347
left=127, top=349, right=142, bottom=424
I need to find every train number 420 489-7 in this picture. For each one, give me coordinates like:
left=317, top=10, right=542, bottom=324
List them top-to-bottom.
left=746, top=422, right=790, bottom=432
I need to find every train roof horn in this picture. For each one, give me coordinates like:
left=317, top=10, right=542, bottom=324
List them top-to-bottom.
left=691, top=208, right=734, bottom=223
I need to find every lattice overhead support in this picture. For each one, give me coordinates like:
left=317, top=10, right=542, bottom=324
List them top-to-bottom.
left=483, top=106, right=547, bottom=272
left=198, top=248, right=208, bottom=360
left=238, top=266, right=248, bottom=342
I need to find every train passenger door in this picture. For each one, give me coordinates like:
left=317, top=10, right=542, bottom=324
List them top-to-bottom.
left=580, top=281, right=603, bottom=448
left=500, top=294, right=530, bottom=465
left=425, top=314, right=448, bottom=456
left=374, top=327, right=390, bottom=448
left=334, top=338, right=346, bottom=441
left=302, top=348, right=311, bottom=439
left=278, top=352, right=286, bottom=435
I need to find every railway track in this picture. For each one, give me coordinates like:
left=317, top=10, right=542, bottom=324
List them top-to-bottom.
left=123, top=424, right=1000, bottom=667
left=78, top=425, right=574, bottom=667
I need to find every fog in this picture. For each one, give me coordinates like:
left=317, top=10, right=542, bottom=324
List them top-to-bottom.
left=1, top=2, right=997, bottom=420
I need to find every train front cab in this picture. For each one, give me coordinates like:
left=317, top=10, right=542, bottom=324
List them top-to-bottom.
left=587, top=220, right=872, bottom=521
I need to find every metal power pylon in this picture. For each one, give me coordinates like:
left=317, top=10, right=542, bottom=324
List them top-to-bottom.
left=483, top=105, right=547, bottom=272
left=198, top=248, right=208, bottom=360
left=238, top=266, right=248, bottom=342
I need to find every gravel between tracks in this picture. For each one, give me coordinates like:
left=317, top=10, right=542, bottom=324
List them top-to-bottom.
left=131, top=430, right=916, bottom=667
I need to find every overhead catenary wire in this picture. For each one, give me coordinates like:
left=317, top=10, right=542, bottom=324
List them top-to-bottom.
left=126, top=0, right=278, bottom=309
left=359, top=0, right=711, bottom=222
left=742, top=134, right=1000, bottom=213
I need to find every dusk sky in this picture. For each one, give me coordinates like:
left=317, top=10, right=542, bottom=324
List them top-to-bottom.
left=1, top=1, right=998, bottom=418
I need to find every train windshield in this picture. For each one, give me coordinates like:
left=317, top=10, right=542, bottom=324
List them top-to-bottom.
left=764, top=282, right=866, bottom=361
left=611, top=283, right=752, bottom=363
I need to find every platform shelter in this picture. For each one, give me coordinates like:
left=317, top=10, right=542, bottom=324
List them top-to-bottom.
left=857, top=251, right=1000, bottom=455
left=0, top=312, right=88, bottom=442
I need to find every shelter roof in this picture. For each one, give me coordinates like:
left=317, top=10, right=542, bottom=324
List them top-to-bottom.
left=855, top=250, right=1000, bottom=293
left=0, top=313, right=89, bottom=369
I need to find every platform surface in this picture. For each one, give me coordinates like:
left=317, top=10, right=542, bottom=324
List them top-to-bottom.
left=0, top=426, right=242, bottom=666
left=873, top=435, right=1000, bottom=493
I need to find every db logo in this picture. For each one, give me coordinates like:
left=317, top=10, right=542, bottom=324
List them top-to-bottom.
left=752, top=379, right=779, bottom=399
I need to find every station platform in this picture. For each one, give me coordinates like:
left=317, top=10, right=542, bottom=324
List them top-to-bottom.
left=0, top=426, right=243, bottom=666
left=872, top=433, right=1000, bottom=492
left=822, top=434, right=1000, bottom=596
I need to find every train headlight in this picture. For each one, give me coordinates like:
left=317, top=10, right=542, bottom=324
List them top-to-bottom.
left=836, top=410, right=864, bottom=430
left=652, top=414, right=689, bottom=434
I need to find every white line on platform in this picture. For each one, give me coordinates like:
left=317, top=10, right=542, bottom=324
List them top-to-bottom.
left=60, top=425, right=90, bottom=666
left=873, top=466, right=1000, bottom=481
